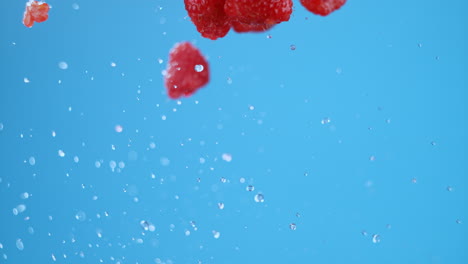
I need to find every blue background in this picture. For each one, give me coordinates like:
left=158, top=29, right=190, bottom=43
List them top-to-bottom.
left=0, top=0, right=467, bottom=263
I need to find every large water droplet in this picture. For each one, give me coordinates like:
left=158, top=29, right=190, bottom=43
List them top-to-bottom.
left=194, top=65, right=204, bottom=72
left=254, top=193, right=265, bottom=203
left=372, top=234, right=381, bottom=243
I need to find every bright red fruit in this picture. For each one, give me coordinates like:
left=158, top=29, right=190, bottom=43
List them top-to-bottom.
left=185, top=0, right=231, bottom=40
left=224, top=0, right=293, bottom=33
left=300, top=0, right=346, bottom=16
left=23, top=1, right=50, bottom=28
left=164, top=42, right=210, bottom=99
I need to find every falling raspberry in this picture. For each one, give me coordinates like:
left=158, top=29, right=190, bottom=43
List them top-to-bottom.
left=23, top=0, right=50, bottom=28
left=184, top=0, right=231, bottom=40
left=225, top=0, right=293, bottom=33
left=300, top=0, right=346, bottom=16
left=164, top=42, right=209, bottom=99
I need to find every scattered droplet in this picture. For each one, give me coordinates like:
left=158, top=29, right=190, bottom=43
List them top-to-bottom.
left=72, top=3, right=79, bottom=10
left=266, top=34, right=272, bottom=39
left=290, top=44, right=296, bottom=50
left=58, top=61, right=68, bottom=70
left=110, top=62, right=117, bottom=67
left=194, top=65, right=204, bottom=72
left=23, top=77, right=30, bottom=83
left=321, top=117, right=331, bottom=124
left=0, top=123, right=3, bottom=131
left=114, top=125, right=123, bottom=133
left=431, top=141, right=437, bottom=146
left=58, top=150, right=65, bottom=157
left=221, top=153, right=232, bottom=162
left=369, top=156, right=376, bottom=161
left=28, top=157, right=36, bottom=166
left=239, top=177, right=246, bottom=183
left=411, top=178, right=417, bottom=184
left=246, top=185, right=255, bottom=192
left=446, top=186, right=453, bottom=192
left=20, top=192, right=29, bottom=199
left=254, top=193, right=265, bottom=203
left=217, top=202, right=225, bottom=210
left=75, top=211, right=86, bottom=221
left=456, top=219, right=462, bottom=224
left=140, top=220, right=150, bottom=231
left=289, top=223, right=297, bottom=230
left=212, top=230, right=220, bottom=239
left=361, top=230, right=368, bottom=236
left=372, top=234, right=381, bottom=243
left=16, top=239, right=24, bottom=251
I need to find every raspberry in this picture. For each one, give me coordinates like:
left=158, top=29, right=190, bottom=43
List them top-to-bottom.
left=184, top=0, right=231, bottom=40
left=224, top=0, right=293, bottom=33
left=300, top=0, right=346, bottom=16
left=23, top=1, right=50, bottom=28
left=164, top=42, right=210, bottom=99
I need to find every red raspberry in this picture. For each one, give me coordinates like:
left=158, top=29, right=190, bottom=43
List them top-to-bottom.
left=184, top=0, right=231, bottom=40
left=224, top=0, right=293, bottom=33
left=300, top=0, right=346, bottom=16
left=23, top=1, right=50, bottom=28
left=164, top=42, right=210, bottom=99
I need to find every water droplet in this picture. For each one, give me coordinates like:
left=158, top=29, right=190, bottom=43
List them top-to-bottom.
left=72, top=3, right=79, bottom=10
left=266, top=34, right=272, bottom=39
left=290, top=45, right=296, bottom=50
left=58, top=61, right=68, bottom=70
left=110, top=62, right=117, bottom=67
left=194, top=64, right=204, bottom=72
left=24, top=77, right=30, bottom=83
left=321, top=117, right=331, bottom=124
left=0, top=123, right=3, bottom=131
left=115, top=125, right=123, bottom=133
left=431, top=141, right=437, bottom=146
left=58, top=150, right=65, bottom=157
left=221, top=153, right=232, bottom=162
left=369, top=155, right=376, bottom=161
left=28, top=157, right=36, bottom=166
left=109, top=160, right=116, bottom=171
left=95, top=161, right=101, bottom=168
left=220, top=177, right=227, bottom=183
left=239, top=177, right=246, bottom=183
left=411, top=178, right=417, bottom=184
left=246, top=185, right=255, bottom=192
left=447, top=186, right=453, bottom=192
left=20, top=192, right=29, bottom=199
left=254, top=193, right=265, bottom=203
left=217, top=202, right=225, bottom=210
left=16, top=204, right=26, bottom=213
left=75, top=211, right=87, bottom=221
left=456, top=219, right=462, bottom=224
left=140, top=220, right=150, bottom=231
left=289, top=223, right=297, bottom=230
left=212, top=230, right=220, bottom=239
left=361, top=230, right=368, bottom=236
left=372, top=234, right=381, bottom=243
left=16, top=239, right=24, bottom=251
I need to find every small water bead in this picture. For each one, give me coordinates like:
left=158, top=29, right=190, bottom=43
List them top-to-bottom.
left=72, top=3, right=79, bottom=10
left=290, top=44, right=296, bottom=50
left=58, top=61, right=68, bottom=70
left=110, top=62, right=117, bottom=67
left=194, top=64, right=204, bottom=72
left=24, top=77, right=30, bottom=83
left=321, top=117, right=331, bottom=124
left=0, top=123, right=3, bottom=131
left=115, top=125, right=123, bottom=133
left=58, top=150, right=65, bottom=157
left=221, top=153, right=232, bottom=162
left=28, top=157, right=36, bottom=166
left=109, top=160, right=117, bottom=171
left=95, top=161, right=101, bottom=168
left=220, top=177, right=227, bottom=183
left=239, top=177, right=246, bottom=183
left=411, top=178, right=417, bottom=184
left=246, top=185, right=255, bottom=192
left=447, top=186, right=453, bottom=192
left=20, top=192, right=29, bottom=199
left=254, top=193, right=265, bottom=203
left=217, top=202, right=225, bottom=210
left=16, top=204, right=26, bottom=213
left=75, top=211, right=87, bottom=221
left=456, top=219, right=462, bottom=224
left=140, top=220, right=150, bottom=231
left=289, top=223, right=297, bottom=230
left=212, top=230, right=220, bottom=239
left=361, top=230, right=368, bottom=236
left=372, top=234, right=381, bottom=243
left=16, top=239, right=24, bottom=251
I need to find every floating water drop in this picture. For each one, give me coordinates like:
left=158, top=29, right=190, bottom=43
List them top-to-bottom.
left=72, top=3, right=79, bottom=10
left=290, top=44, right=296, bottom=50
left=58, top=61, right=68, bottom=70
left=194, top=64, right=204, bottom=72
left=321, top=117, right=331, bottom=124
left=115, top=125, right=123, bottom=133
left=58, top=150, right=65, bottom=157
left=221, top=153, right=232, bottom=162
left=28, top=157, right=36, bottom=166
left=246, top=185, right=255, bottom=192
left=254, top=193, right=265, bottom=203
left=217, top=202, right=225, bottom=210
left=75, top=211, right=86, bottom=221
left=289, top=223, right=297, bottom=230
left=212, top=230, right=220, bottom=239
left=372, top=234, right=381, bottom=243
left=16, top=239, right=24, bottom=251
